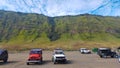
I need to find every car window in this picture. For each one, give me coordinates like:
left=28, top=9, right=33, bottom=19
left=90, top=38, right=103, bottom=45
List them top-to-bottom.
left=101, top=50, right=110, bottom=53
left=0, top=51, right=2, bottom=54
left=30, top=51, right=42, bottom=54
left=55, top=51, right=64, bottom=54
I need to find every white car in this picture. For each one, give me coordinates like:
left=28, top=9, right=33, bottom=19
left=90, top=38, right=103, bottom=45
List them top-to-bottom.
left=80, top=48, right=91, bottom=54
left=52, top=49, right=67, bottom=64
left=118, top=56, right=120, bottom=63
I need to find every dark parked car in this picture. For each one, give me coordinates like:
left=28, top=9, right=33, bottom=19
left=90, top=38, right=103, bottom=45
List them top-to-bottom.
left=97, top=48, right=117, bottom=58
left=0, top=49, right=8, bottom=63
left=26, top=49, right=43, bottom=65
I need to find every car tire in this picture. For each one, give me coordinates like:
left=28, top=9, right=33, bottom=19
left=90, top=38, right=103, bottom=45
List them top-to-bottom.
left=81, top=52, right=84, bottom=54
left=114, top=54, right=118, bottom=58
left=100, top=55, right=103, bottom=58
left=111, top=56, right=114, bottom=58
left=3, top=58, right=8, bottom=63
left=41, top=58, right=43, bottom=63
left=41, top=60, right=43, bottom=64
left=64, top=60, right=67, bottom=64
left=54, top=61, right=56, bottom=64
left=27, top=62, right=29, bottom=65
left=38, top=62, right=41, bottom=64
left=54, top=62, right=56, bottom=64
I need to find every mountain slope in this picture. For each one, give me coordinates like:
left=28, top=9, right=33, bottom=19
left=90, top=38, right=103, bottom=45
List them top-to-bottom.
left=0, top=10, right=120, bottom=41
left=0, top=11, right=120, bottom=50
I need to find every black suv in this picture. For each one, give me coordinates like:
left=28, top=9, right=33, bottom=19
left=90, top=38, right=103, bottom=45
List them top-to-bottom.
left=97, top=48, right=116, bottom=58
left=0, top=49, right=8, bottom=63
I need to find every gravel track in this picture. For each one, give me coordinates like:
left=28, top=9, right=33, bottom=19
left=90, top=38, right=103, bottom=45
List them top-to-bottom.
left=0, top=51, right=119, bottom=68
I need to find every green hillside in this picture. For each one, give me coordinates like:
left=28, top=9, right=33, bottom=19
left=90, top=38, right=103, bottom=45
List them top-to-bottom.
left=0, top=10, right=120, bottom=50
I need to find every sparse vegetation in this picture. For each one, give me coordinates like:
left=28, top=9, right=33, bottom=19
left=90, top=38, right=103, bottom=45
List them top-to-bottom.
left=0, top=11, right=120, bottom=51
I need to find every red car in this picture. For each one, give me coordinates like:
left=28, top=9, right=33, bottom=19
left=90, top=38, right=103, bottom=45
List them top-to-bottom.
left=26, top=49, right=43, bottom=65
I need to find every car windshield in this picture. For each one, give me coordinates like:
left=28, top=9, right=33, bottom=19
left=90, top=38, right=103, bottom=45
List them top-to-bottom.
left=81, top=48, right=87, bottom=50
left=84, top=49, right=88, bottom=50
left=0, top=50, right=4, bottom=55
left=101, top=50, right=110, bottom=53
left=0, top=51, right=2, bottom=55
left=30, top=51, right=42, bottom=54
left=55, top=51, right=64, bottom=54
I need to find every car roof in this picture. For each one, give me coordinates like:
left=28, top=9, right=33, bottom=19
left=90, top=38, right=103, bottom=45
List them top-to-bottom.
left=54, top=48, right=62, bottom=50
left=80, top=48, right=87, bottom=49
left=99, top=48, right=110, bottom=50
left=0, top=49, right=7, bottom=53
left=0, top=49, right=6, bottom=51
left=31, top=49, right=42, bottom=51
left=53, top=49, right=64, bottom=54
left=54, top=49, right=63, bottom=53
left=0, top=50, right=4, bottom=52
left=54, top=50, right=63, bottom=52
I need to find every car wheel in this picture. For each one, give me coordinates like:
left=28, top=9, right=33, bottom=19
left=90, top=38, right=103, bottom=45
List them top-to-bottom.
left=81, top=52, right=84, bottom=54
left=89, top=52, right=91, bottom=54
left=100, top=55, right=103, bottom=58
left=114, top=55, right=118, bottom=58
left=111, top=56, right=114, bottom=58
left=3, top=58, right=8, bottom=63
left=41, top=58, right=43, bottom=63
left=64, top=60, right=67, bottom=64
left=54, top=61, right=56, bottom=64
left=27, top=62, right=29, bottom=65
left=37, top=62, right=41, bottom=64
left=54, top=62, right=56, bottom=64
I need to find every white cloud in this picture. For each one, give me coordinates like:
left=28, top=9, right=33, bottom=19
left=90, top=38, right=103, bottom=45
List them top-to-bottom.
left=0, top=0, right=119, bottom=16
left=43, top=0, right=104, bottom=16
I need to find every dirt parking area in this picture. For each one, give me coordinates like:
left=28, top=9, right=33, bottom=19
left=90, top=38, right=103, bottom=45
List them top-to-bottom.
left=0, top=51, right=119, bottom=68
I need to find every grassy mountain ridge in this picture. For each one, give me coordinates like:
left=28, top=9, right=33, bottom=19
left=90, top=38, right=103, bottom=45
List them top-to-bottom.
left=0, top=10, right=120, bottom=50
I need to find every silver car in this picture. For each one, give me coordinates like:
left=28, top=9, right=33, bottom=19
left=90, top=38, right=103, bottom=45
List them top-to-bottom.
left=80, top=48, right=91, bottom=54
left=52, top=49, right=67, bottom=64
